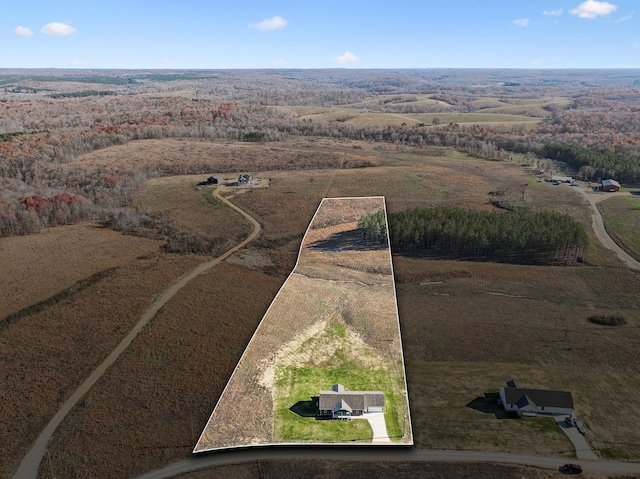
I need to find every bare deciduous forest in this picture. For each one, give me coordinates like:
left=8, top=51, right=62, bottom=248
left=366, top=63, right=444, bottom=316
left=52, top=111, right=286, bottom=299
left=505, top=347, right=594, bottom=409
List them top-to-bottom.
left=2, top=69, right=640, bottom=239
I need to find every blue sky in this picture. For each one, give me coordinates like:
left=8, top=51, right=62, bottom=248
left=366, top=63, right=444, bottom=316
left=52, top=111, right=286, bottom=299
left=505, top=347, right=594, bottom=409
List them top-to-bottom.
left=2, top=0, right=639, bottom=69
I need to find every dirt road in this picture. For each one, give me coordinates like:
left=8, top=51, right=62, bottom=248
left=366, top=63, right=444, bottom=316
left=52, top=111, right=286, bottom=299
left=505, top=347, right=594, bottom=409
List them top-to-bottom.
left=12, top=187, right=261, bottom=479
left=575, top=187, right=640, bottom=271
left=133, top=447, right=640, bottom=479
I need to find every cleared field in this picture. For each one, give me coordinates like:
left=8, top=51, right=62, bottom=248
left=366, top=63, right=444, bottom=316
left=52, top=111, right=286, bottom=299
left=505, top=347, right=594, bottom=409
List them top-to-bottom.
left=469, top=96, right=572, bottom=117
left=287, top=106, right=541, bottom=128
left=71, top=137, right=381, bottom=173
left=13, top=138, right=640, bottom=477
left=131, top=175, right=252, bottom=255
left=598, top=195, right=640, bottom=262
left=195, top=197, right=411, bottom=451
left=0, top=223, right=161, bottom=320
left=0, top=252, right=207, bottom=479
left=396, top=257, right=640, bottom=458
left=41, top=262, right=282, bottom=479
left=175, top=460, right=573, bottom=479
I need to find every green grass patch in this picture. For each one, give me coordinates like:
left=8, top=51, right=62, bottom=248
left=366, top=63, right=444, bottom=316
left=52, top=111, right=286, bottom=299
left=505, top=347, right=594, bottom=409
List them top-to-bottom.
left=204, top=189, right=228, bottom=207
left=274, top=366, right=405, bottom=442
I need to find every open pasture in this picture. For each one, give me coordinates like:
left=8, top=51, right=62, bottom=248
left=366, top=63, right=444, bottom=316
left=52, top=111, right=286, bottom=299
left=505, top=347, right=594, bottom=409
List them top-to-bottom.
left=469, top=96, right=572, bottom=117
left=286, top=105, right=542, bottom=128
left=9, top=137, right=640, bottom=477
left=71, top=138, right=382, bottom=174
left=131, top=175, right=252, bottom=255
left=598, top=195, right=640, bottom=261
left=0, top=223, right=161, bottom=320
left=0, top=251, right=206, bottom=479
left=396, top=257, right=640, bottom=457
left=41, top=261, right=282, bottom=479
left=175, top=459, right=584, bottom=479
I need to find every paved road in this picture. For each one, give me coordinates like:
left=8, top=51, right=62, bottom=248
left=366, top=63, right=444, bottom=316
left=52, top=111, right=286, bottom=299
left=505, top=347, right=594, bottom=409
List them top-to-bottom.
left=12, top=187, right=262, bottom=479
left=575, top=187, right=640, bottom=271
left=134, top=447, right=640, bottom=479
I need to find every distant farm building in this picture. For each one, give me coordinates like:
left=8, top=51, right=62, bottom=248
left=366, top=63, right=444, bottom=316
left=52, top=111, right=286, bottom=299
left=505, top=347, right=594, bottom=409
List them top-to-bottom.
left=237, top=174, right=252, bottom=186
left=196, top=175, right=222, bottom=187
left=551, top=175, right=575, bottom=184
left=602, top=179, right=621, bottom=192
left=499, top=380, right=574, bottom=417
left=318, top=384, right=384, bottom=419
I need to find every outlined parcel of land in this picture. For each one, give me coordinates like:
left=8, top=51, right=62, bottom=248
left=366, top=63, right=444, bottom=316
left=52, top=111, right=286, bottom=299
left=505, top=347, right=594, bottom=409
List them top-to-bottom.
left=194, top=196, right=412, bottom=451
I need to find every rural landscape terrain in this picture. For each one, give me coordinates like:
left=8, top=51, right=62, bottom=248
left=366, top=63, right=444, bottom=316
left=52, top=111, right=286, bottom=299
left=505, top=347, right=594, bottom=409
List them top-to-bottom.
left=1, top=68, right=640, bottom=478
left=195, top=196, right=410, bottom=451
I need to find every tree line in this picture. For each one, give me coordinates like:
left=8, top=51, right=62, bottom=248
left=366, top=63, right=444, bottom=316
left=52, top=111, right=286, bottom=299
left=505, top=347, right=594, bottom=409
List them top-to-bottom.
left=543, top=143, right=640, bottom=183
left=385, top=207, right=587, bottom=265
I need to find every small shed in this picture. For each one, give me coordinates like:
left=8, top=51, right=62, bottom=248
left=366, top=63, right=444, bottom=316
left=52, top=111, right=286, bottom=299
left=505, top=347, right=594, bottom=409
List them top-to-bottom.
left=602, top=179, right=621, bottom=192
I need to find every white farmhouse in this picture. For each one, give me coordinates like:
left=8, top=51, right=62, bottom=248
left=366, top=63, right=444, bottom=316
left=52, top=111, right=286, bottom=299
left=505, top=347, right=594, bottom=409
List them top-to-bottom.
left=499, top=381, right=574, bottom=417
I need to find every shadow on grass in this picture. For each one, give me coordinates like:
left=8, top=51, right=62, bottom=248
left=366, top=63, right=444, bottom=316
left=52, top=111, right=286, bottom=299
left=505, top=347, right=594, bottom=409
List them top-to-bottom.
left=466, top=392, right=517, bottom=419
left=289, top=398, right=319, bottom=418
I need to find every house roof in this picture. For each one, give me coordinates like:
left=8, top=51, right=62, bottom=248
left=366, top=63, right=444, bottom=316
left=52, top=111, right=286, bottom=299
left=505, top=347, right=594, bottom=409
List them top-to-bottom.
left=602, top=179, right=620, bottom=187
left=506, top=379, right=520, bottom=388
left=503, top=387, right=573, bottom=409
left=319, top=388, right=384, bottom=411
left=515, top=394, right=537, bottom=410
left=332, top=399, right=352, bottom=413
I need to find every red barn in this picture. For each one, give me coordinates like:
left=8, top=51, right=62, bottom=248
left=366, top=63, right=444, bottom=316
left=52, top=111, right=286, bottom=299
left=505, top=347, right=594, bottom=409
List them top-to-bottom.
left=602, top=179, right=621, bottom=192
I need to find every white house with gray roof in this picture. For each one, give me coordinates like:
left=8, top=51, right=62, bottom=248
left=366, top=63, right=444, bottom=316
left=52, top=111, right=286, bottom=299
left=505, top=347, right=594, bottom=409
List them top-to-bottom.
left=500, top=380, right=574, bottom=417
left=318, top=384, right=384, bottom=419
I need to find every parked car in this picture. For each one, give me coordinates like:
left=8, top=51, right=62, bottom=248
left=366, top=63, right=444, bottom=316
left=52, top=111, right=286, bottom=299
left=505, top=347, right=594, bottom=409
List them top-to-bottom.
left=564, top=416, right=575, bottom=427
left=575, top=420, right=588, bottom=435
left=559, top=463, right=583, bottom=474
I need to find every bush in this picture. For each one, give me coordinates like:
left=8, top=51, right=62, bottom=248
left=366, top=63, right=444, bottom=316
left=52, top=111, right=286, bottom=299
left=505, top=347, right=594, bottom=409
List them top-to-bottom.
left=587, top=315, right=627, bottom=326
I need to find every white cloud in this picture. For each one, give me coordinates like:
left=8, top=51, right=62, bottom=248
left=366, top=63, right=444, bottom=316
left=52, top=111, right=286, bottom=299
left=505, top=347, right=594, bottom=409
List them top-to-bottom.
left=570, top=1, right=617, bottom=19
left=543, top=8, right=564, bottom=16
left=615, top=13, right=633, bottom=22
left=249, top=16, right=287, bottom=31
left=514, top=18, right=530, bottom=27
left=41, top=22, right=77, bottom=36
left=13, top=26, right=34, bottom=37
left=633, top=41, right=640, bottom=48
left=332, top=51, right=359, bottom=65
left=157, top=57, right=170, bottom=65
left=272, top=58, right=284, bottom=65
left=532, top=58, right=544, bottom=65
left=67, top=60, right=94, bottom=67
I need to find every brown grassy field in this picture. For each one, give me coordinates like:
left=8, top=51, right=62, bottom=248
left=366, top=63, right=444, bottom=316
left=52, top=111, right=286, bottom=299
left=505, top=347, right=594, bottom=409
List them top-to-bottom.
left=284, top=102, right=547, bottom=129
left=7, top=137, right=640, bottom=478
left=71, top=138, right=382, bottom=174
left=131, top=175, right=252, bottom=255
left=598, top=195, right=640, bottom=262
left=0, top=223, right=162, bottom=319
left=0, top=251, right=207, bottom=479
left=396, top=257, right=640, bottom=457
left=41, top=262, right=282, bottom=479
left=174, top=460, right=584, bottom=479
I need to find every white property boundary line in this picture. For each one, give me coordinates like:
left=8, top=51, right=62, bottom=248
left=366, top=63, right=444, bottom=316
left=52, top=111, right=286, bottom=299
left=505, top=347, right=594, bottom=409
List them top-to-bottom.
left=193, top=196, right=413, bottom=453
